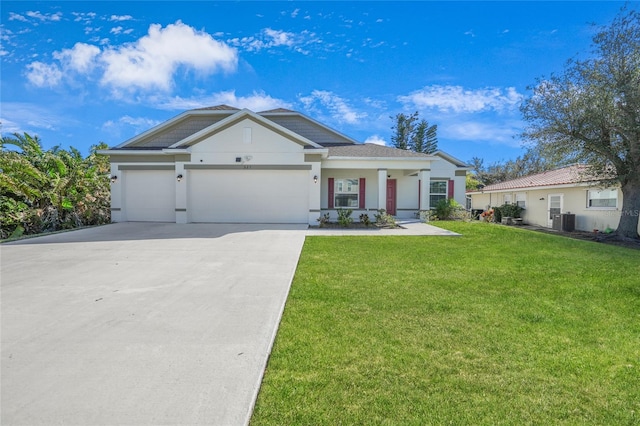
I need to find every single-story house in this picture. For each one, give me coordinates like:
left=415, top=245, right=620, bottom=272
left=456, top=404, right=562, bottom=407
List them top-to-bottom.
left=100, top=105, right=469, bottom=225
left=467, top=164, right=640, bottom=234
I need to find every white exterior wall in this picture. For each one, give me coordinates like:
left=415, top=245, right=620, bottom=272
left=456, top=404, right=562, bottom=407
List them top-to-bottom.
left=110, top=118, right=322, bottom=225
left=189, top=118, right=306, bottom=164
left=430, top=159, right=466, bottom=206
left=319, top=169, right=379, bottom=221
left=470, top=186, right=640, bottom=233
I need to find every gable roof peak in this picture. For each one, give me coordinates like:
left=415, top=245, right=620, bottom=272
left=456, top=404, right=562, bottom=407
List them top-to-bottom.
left=191, top=104, right=240, bottom=111
left=258, top=108, right=296, bottom=114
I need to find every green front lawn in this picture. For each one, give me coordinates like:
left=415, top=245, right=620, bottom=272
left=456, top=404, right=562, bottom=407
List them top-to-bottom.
left=251, top=222, right=640, bottom=425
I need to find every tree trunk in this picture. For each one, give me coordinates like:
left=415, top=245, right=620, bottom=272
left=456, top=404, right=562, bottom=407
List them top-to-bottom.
left=618, top=181, right=640, bottom=239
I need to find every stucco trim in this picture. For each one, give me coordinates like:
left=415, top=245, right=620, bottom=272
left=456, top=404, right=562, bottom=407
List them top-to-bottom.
left=184, top=164, right=312, bottom=170
left=118, top=165, right=175, bottom=170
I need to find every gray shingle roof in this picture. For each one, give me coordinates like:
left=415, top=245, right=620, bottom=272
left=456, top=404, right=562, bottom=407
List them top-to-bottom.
left=192, top=105, right=240, bottom=111
left=327, top=143, right=432, bottom=158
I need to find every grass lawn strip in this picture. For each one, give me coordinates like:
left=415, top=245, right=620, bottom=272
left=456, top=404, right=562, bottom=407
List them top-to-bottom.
left=251, top=222, right=639, bottom=425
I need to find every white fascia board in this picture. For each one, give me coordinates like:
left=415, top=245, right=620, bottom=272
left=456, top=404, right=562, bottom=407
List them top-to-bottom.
left=169, top=109, right=324, bottom=149
left=260, top=110, right=360, bottom=145
left=305, top=148, right=329, bottom=158
left=97, top=149, right=185, bottom=156
left=433, top=150, right=470, bottom=168
left=327, top=156, right=435, bottom=162
left=322, top=158, right=433, bottom=170
left=468, top=181, right=597, bottom=195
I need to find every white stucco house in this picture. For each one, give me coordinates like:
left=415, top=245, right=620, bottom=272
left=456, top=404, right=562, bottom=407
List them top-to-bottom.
left=100, top=105, right=469, bottom=225
left=468, top=164, right=640, bottom=234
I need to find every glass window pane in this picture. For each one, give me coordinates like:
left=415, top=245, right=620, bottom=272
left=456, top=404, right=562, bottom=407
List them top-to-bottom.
left=430, top=181, right=447, bottom=194
left=588, top=189, right=617, bottom=208
left=335, top=194, right=358, bottom=207
left=430, top=194, right=446, bottom=206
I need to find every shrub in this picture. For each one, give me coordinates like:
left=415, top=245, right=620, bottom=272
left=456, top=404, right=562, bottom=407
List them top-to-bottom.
left=430, top=198, right=466, bottom=221
left=499, top=203, right=524, bottom=218
left=492, top=206, right=503, bottom=223
left=337, top=209, right=353, bottom=227
left=374, top=209, right=397, bottom=227
left=317, top=212, right=330, bottom=228
left=359, top=213, right=371, bottom=227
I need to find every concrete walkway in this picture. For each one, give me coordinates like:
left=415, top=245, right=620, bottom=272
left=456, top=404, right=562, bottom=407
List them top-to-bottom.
left=306, top=219, right=460, bottom=236
left=1, top=220, right=456, bottom=426
left=1, top=223, right=307, bottom=426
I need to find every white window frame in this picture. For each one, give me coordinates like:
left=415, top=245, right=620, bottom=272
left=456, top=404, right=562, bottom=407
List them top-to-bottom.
left=334, top=178, right=359, bottom=208
left=429, top=180, right=448, bottom=207
left=587, top=188, right=618, bottom=209
left=503, top=193, right=512, bottom=204
left=515, top=193, right=526, bottom=209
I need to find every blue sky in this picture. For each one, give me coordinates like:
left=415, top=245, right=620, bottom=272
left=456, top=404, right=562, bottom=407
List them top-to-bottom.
left=1, top=1, right=632, bottom=164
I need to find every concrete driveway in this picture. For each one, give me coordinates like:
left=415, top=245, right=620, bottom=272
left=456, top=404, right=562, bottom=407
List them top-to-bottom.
left=1, top=222, right=307, bottom=426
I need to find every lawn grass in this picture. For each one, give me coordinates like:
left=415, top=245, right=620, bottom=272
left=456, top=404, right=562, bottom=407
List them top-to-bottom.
left=251, top=222, right=640, bottom=425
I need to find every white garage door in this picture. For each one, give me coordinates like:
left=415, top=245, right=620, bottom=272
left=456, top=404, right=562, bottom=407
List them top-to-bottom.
left=188, top=169, right=308, bottom=223
left=123, top=170, right=175, bottom=222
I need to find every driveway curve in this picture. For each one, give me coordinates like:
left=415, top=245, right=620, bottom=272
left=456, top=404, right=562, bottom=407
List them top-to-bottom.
left=1, top=223, right=307, bottom=426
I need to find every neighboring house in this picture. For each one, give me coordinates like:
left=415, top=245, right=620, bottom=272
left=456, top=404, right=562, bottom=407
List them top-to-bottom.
left=100, top=105, right=468, bottom=225
left=468, top=164, right=639, bottom=233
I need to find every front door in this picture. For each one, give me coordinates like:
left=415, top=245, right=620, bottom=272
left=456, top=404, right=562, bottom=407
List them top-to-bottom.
left=386, top=179, right=397, bottom=215
left=547, top=194, right=563, bottom=227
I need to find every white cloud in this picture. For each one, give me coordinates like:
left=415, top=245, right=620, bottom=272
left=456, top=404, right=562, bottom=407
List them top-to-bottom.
left=291, top=9, right=300, bottom=18
left=25, top=11, right=62, bottom=22
left=72, top=12, right=96, bottom=23
left=9, top=13, right=28, bottom=22
left=110, top=15, right=133, bottom=22
left=24, top=21, right=238, bottom=95
left=100, top=21, right=238, bottom=92
left=110, top=26, right=123, bottom=35
left=227, top=28, right=319, bottom=55
left=264, top=28, right=295, bottom=47
left=53, top=42, right=100, bottom=73
left=25, top=61, right=63, bottom=87
left=398, top=85, right=523, bottom=113
left=157, top=90, right=292, bottom=112
left=299, top=90, right=366, bottom=124
left=0, top=102, right=65, bottom=135
left=102, top=115, right=161, bottom=137
left=119, top=115, right=161, bottom=128
left=441, top=119, right=522, bottom=146
left=364, top=135, right=387, bottom=146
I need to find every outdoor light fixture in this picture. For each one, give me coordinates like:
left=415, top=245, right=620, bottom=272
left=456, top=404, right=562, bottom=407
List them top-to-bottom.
left=177, top=174, right=183, bottom=182
left=110, top=175, right=118, bottom=183
left=313, top=175, right=318, bottom=183
left=539, top=197, right=545, bottom=201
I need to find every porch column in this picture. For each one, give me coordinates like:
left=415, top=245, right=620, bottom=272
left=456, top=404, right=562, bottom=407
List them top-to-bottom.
left=175, top=162, right=187, bottom=224
left=308, top=162, right=321, bottom=225
left=110, top=163, right=123, bottom=222
left=419, top=168, right=431, bottom=211
left=378, top=169, right=387, bottom=211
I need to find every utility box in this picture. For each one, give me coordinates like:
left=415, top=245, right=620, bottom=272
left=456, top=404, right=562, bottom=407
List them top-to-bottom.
left=553, top=213, right=575, bottom=232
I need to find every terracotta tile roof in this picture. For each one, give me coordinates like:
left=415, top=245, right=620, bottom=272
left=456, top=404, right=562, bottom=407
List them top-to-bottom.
left=328, top=143, right=432, bottom=158
left=481, top=164, right=594, bottom=191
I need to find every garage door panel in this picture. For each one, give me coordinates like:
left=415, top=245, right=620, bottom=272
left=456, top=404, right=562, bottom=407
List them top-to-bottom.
left=124, top=170, right=175, bottom=222
left=188, top=170, right=308, bottom=223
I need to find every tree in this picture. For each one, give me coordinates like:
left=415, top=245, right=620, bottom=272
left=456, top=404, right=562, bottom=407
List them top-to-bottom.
left=521, top=7, right=640, bottom=239
left=390, top=112, right=438, bottom=153
left=0, top=133, right=111, bottom=238
left=468, top=148, right=557, bottom=187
